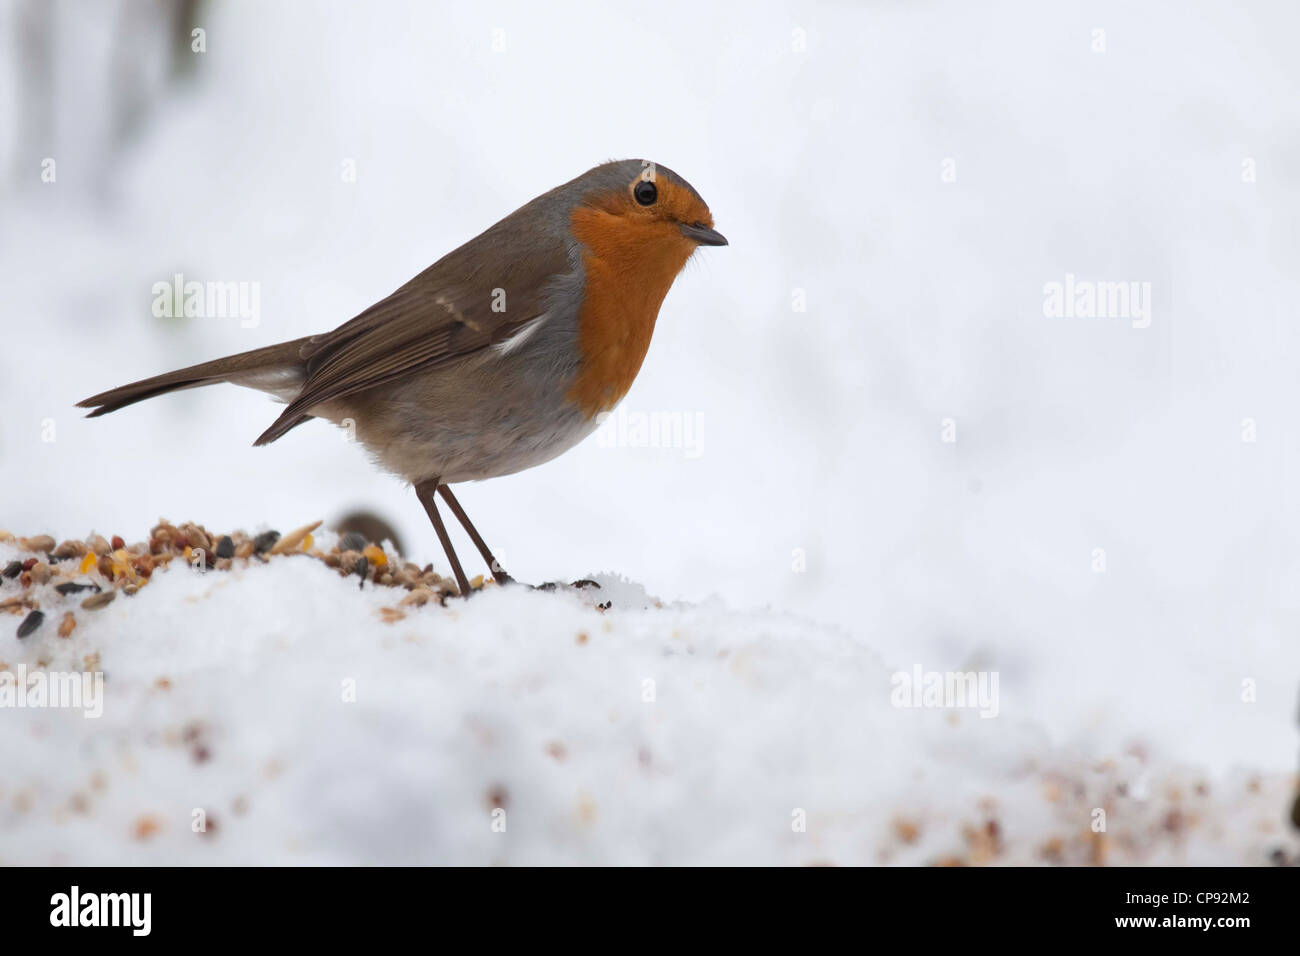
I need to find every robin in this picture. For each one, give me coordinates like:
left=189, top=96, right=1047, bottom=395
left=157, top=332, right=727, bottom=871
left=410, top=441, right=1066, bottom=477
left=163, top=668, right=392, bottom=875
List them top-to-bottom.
left=78, top=159, right=727, bottom=597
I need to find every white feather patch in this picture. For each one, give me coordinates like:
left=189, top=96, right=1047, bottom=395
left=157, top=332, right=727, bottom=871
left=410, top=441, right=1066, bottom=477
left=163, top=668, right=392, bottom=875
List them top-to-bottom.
left=492, top=312, right=549, bottom=356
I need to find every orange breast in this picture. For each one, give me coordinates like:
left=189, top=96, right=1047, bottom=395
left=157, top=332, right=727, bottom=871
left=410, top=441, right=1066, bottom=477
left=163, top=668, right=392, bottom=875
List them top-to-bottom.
left=567, top=207, right=698, bottom=418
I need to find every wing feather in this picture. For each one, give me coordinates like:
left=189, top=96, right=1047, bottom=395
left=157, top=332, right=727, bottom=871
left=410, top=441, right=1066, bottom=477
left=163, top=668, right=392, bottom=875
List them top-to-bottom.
left=254, top=231, right=572, bottom=445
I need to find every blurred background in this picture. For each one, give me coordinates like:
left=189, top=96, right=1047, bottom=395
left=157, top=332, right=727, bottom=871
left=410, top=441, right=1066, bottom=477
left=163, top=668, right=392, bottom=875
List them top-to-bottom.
left=2, top=0, right=1298, bottom=776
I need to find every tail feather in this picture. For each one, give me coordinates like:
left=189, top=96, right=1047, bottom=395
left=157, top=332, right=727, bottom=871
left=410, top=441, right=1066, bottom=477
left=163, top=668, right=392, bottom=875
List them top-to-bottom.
left=77, top=336, right=313, bottom=433
left=80, top=376, right=210, bottom=417
left=253, top=408, right=314, bottom=446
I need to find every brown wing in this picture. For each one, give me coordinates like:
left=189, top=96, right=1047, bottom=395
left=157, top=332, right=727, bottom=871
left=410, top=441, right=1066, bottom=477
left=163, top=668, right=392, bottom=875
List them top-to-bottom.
left=254, top=228, right=572, bottom=446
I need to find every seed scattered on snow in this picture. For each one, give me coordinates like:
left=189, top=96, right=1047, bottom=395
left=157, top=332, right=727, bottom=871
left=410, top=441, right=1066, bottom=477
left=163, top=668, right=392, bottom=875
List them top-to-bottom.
left=2, top=518, right=477, bottom=614
left=270, top=521, right=321, bottom=555
left=178, top=523, right=210, bottom=552
left=253, top=530, right=280, bottom=554
left=339, top=531, right=367, bottom=552
left=52, top=540, right=85, bottom=560
left=55, top=581, right=100, bottom=596
left=399, top=587, right=434, bottom=606
left=81, top=590, right=117, bottom=610
left=1, top=595, right=36, bottom=614
left=16, top=610, right=44, bottom=638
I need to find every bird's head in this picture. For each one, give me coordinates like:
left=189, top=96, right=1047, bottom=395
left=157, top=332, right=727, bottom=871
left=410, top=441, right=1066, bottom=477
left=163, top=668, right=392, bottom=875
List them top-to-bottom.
left=568, top=160, right=727, bottom=282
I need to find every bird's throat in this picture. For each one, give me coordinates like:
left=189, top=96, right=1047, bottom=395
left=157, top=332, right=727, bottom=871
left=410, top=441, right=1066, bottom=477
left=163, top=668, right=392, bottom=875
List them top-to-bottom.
left=567, top=207, right=696, bottom=418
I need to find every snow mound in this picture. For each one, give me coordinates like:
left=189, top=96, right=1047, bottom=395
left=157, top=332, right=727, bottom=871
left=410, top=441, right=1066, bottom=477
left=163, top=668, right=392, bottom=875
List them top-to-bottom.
left=1, top=546, right=1296, bottom=865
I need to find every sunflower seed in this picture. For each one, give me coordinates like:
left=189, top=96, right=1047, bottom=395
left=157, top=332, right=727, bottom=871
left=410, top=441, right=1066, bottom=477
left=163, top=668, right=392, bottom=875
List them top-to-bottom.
left=253, top=530, right=280, bottom=554
left=339, top=531, right=368, bottom=552
left=55, top=581, right=100, bottom=595
left=16, top=609, right=44, bottom=638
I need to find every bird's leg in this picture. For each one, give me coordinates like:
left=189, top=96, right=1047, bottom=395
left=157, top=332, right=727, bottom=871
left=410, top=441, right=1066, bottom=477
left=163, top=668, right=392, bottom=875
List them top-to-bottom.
left=415, top=478, right=472, bottom=597
left=438, top=484, right=513, bottom=585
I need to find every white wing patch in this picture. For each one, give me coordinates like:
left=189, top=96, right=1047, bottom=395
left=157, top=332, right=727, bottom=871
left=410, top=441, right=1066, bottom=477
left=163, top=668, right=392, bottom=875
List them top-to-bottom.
left=492, top=312, right=549, bottom=356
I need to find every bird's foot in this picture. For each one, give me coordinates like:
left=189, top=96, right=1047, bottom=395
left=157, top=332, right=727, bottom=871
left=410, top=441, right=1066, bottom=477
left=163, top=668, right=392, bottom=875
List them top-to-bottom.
left=531, top=578, right=601, bottom=592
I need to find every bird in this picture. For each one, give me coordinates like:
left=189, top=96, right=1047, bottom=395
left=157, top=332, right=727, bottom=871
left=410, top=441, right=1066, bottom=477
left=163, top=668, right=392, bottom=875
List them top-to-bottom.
left=77, top=159, right=727, bottom=597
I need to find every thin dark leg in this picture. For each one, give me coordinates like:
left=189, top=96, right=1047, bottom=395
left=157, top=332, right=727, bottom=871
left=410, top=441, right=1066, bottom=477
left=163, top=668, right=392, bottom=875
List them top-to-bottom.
left=415, top=478, right=471, bottom=597
left=438, top=484, right=513, bottom=585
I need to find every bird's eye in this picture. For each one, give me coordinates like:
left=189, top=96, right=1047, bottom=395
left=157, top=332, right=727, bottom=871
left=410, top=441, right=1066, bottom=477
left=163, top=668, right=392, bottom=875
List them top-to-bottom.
left=633, top=180, right=657, bottom=205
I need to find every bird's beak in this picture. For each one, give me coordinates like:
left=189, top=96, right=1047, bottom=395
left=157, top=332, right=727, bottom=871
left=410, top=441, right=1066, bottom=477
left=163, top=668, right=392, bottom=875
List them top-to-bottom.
left=680, top=221, right=729, bottom=246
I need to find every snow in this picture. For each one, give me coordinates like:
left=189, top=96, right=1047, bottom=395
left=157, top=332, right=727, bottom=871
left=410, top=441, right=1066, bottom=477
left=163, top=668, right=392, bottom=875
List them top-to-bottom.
left=1, top=534, right=1294, bottom=865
